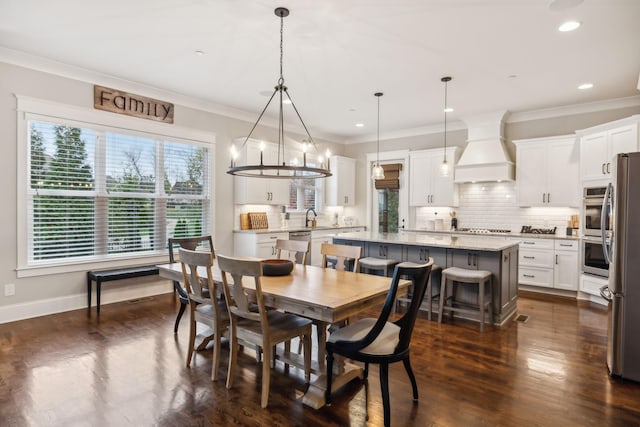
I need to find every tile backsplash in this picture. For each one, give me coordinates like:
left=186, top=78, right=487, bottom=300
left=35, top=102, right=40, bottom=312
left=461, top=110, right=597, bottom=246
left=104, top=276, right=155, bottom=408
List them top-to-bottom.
left=416, top=182, right=579, bottom=233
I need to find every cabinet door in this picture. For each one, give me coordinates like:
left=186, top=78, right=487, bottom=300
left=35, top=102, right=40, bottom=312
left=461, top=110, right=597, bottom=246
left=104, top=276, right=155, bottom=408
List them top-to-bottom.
left=609, top=124, right=638, bottom=169
left=580, top=132, right=609, bottom=181
left=547, top=139, right=580, bottom=207
left=234, top=141, right=290, bottom=204
left=516, top=143, right=547, bottom=206
left=430, top=151, right=456, bottom=206
left=409, top=153, right=432, bottom=206
left=326, top=156, right=356, bottom=206
left=449, top=250, right=480, bottom=269
left=554, top=250, right=578, bottom=290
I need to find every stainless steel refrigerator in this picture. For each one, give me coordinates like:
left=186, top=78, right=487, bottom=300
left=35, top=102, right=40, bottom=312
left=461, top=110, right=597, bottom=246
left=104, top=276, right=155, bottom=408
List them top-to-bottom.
left=600, top=152, right=640, bottom=382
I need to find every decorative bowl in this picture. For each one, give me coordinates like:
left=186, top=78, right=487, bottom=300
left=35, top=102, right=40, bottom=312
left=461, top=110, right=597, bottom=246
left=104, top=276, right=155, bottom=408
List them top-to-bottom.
left=261, top=259, right=294, bottom=276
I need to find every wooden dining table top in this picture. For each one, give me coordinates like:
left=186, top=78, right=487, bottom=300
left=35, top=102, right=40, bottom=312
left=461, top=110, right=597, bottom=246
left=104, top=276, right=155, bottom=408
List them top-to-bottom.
left=157, top=260, right=410, bottom=324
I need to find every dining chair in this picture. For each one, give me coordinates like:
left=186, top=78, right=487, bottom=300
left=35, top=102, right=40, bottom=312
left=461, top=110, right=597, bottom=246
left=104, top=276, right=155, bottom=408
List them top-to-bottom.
left=168, top=235, right=215, bottom=333
left=275, top=239, right=310, bottom=265
left=320, top=243, right=362, bottom=272
left=178, top=248, right=229, bottom=381
left=217, top=254, right=313, bottom=408
left=325, top=259, right=433, bottom=427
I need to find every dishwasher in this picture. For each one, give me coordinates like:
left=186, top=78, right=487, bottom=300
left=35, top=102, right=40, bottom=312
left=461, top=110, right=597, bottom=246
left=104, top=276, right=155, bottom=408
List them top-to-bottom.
left=288, top=231, right=311, bottom=264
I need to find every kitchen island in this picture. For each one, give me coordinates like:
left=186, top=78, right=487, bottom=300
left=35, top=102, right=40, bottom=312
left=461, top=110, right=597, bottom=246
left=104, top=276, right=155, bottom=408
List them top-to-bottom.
left=333, top=231, right=520, bottom=325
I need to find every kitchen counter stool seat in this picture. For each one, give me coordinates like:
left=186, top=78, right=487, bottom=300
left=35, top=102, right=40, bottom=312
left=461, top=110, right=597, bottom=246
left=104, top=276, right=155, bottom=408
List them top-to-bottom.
left=359, top=257, right=400, bottom=277
left=438, top=267, right=493, bottom=332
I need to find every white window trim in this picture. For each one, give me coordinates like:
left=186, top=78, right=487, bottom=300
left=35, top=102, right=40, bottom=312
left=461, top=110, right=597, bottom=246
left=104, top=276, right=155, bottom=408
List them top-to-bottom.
left=15, top=95, right=216, bottom=278
left=365, top=149, right=410, bottom=232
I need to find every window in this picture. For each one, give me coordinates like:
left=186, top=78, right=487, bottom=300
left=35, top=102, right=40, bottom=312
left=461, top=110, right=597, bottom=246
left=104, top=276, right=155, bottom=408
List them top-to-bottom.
left=24, top=114, right=211, bottom=268
left=288, top=175, right=321, bottom=212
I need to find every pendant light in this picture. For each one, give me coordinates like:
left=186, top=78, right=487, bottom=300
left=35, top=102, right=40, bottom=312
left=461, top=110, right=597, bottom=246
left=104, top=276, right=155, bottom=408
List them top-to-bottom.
left=227, top=7, right=331, bottom=179
left=440, top=76, right=452, bottom=177
left=371, top=92, right=385, bottom=180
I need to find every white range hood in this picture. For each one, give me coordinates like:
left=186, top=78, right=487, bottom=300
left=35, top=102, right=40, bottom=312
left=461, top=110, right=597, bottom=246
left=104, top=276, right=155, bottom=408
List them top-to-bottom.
left=454, top=111, right=515, bottom=183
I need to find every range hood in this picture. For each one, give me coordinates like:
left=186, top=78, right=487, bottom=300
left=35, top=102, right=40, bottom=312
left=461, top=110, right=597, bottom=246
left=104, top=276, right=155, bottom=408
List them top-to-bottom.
left=454, top=111, right=515, bottom=183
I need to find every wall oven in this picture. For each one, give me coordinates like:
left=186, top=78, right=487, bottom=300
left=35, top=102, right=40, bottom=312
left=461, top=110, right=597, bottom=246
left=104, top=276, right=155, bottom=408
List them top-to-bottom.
left=583, top=186, right=612, bottom=238
left=582, top=237, right=609, bottom=278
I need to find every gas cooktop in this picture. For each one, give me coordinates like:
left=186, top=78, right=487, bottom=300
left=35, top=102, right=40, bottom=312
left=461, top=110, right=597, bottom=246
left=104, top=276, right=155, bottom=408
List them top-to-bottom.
left=520, top=226, right=557, bottom=234
left=457, top=228, right=512, bottom=234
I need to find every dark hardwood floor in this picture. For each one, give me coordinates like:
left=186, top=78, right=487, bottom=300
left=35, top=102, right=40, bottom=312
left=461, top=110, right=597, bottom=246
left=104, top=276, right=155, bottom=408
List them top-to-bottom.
left=1, top=291, right=639, bottom=426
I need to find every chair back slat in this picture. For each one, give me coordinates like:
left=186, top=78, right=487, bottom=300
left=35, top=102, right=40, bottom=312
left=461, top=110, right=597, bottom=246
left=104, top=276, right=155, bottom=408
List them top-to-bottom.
left=168, top=235, right=215, bottom=263
left=275, top=239, right=310, bottom=264
left=320, top=243, right=362, bottom=272
left=178, top=247, right=221, bottom=307
left=218, top=255, right=268, bottom=326
left=394, top=259, right=433, bottom=351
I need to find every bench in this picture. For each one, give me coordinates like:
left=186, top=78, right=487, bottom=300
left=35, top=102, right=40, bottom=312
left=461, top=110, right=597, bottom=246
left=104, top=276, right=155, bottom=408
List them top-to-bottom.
left=87, top=265, right=159, bottom=313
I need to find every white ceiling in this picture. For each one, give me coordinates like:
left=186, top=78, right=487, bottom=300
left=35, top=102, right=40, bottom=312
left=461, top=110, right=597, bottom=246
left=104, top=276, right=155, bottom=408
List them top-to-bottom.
left=1, top=0, right=639, bottom=143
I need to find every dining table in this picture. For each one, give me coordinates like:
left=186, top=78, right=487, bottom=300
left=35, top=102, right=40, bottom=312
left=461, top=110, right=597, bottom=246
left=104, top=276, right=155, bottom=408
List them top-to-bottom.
left=157, top=259, right=411, bottom=409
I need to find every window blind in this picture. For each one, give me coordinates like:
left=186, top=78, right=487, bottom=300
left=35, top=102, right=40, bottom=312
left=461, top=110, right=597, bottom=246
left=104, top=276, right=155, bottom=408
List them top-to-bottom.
left=28, top=120, right=210, bottom=263
left=374, top=163, right=402, bottom=190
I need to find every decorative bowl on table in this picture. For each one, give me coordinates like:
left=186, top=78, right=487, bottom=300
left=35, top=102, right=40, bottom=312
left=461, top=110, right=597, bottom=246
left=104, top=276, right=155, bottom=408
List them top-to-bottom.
left=261, top=259, right=294, bottom=276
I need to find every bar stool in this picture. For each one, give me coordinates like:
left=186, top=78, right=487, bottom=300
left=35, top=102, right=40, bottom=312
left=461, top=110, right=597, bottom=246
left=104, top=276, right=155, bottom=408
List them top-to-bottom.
left=359, top=257, right=400, bottom=277
left=438, top=267, right=493, bottom=332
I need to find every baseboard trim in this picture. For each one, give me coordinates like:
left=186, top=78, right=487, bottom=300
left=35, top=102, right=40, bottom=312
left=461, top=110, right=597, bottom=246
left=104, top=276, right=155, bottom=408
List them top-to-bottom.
left=0, top=280, right=172, bottom=324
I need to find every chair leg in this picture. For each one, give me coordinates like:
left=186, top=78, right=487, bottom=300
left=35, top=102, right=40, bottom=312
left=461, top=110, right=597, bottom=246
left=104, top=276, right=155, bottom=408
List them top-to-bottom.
left=426, top=277, right=433, bottom=320
left=438, top=278, right=447, bottom=323
left=479, top=280, right=485, bottom=332
left=174, top=300, right=187, bottom=333
left=186, top=308, right=196, bottom=367
left=211, top=327, right=221, bottom=381
left=226, top=328, right=238, bottom=390
left=303, top=331, right=311, bottom=383
left=284, top=341, right=290, bottom=374
left=261, top=345, right=271, bottom=408
left=325, top=352, right=334, bottom=406
left=403, top=356, right=419, bottom=401
left=364, top=362, right=369, bottom=379
left=380, top=363, right=391, bottom=427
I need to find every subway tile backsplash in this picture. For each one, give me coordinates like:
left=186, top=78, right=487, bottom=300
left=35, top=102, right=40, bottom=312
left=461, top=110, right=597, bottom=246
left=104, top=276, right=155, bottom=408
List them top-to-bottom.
left=416, top=182, right=579, bottom=232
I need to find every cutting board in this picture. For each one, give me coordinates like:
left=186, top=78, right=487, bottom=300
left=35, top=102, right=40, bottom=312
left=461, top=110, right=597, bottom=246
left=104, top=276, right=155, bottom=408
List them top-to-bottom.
left=248, top=212, right=269, bottom=229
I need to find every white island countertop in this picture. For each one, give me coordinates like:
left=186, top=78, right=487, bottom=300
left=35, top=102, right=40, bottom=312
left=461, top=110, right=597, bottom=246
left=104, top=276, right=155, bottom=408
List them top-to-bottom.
left=333, top=231, right=520, bottom=252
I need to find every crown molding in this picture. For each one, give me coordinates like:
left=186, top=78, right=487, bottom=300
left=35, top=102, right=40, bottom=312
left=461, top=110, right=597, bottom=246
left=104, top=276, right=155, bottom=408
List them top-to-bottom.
left=0, top=47, right=343, bottom=143
left=507, top=95, right=640, bottom=123
left=343, top=120, right=467, bottom=144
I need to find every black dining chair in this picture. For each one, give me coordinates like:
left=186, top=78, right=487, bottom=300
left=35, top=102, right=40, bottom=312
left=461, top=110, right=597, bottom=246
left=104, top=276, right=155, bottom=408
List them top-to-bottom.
left=168, top=235, right=215, bottom=333
left=325, top=260, right=433, bottom=427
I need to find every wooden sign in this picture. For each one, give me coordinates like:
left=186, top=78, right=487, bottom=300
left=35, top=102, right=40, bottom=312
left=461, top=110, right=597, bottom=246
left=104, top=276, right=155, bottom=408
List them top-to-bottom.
left=94, top=85, right=174, bottom=124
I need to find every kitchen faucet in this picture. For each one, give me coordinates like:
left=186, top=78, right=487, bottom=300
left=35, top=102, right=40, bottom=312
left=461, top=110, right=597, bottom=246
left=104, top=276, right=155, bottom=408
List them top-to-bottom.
left=305, top=208, right=317, bottom=228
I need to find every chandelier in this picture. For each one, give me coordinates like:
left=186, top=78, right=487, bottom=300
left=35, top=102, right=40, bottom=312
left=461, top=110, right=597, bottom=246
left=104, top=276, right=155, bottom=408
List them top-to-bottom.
left=227, top=7, right=332, bottom=179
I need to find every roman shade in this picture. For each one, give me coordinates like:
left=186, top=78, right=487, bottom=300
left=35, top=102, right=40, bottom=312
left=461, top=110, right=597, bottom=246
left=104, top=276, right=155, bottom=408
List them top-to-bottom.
left=374, top=163, right=402, bottom=190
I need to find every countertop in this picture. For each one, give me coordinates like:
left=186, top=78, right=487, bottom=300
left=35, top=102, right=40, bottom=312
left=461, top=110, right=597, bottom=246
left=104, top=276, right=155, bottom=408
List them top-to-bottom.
left=233, top=225, right=365, bottom=234
left=401, top=229, right=580, bottom=241
left=334, top=231, right=520, bottom=251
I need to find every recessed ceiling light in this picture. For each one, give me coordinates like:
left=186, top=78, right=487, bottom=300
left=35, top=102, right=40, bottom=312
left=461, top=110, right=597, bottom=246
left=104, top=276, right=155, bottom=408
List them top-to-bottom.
left=558, top=21, right=581, bottom=32
left=194, top=50, right=205, bottom=56
left=578, top=83, right=594, bottom=90
left=444, top=107, right=454, bottom=113
left=355, top=123, right=364, bottom=128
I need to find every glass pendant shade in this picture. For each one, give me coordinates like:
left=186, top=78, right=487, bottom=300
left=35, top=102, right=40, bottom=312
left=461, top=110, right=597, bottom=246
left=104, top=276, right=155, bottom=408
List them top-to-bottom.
left=440, top=159, right=450, bottom=177
left=371, top=164, right=385, bottom=180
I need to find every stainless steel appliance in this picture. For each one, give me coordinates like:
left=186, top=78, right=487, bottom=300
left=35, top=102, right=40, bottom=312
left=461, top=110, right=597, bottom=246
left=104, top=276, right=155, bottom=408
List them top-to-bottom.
left=599, top=152, right=640, bottom=382
left=582, top=186, right=612, bottom=238
left=288, top=231, right=311, bottom=265
left=582, top=238, right=608, bottom=277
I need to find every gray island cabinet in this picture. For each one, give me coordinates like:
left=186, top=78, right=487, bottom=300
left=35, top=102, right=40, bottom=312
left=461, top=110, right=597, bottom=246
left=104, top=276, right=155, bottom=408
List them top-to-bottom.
left=333, top=232, right=519, bottom=325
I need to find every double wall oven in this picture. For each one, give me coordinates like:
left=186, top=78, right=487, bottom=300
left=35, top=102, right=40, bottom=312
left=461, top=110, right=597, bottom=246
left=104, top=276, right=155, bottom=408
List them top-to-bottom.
left=582, top=186, right=611, bottom=278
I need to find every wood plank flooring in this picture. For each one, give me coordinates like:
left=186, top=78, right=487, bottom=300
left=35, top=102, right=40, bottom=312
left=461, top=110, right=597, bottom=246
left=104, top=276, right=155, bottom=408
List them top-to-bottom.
left=1, top=291, right=639, bottom=426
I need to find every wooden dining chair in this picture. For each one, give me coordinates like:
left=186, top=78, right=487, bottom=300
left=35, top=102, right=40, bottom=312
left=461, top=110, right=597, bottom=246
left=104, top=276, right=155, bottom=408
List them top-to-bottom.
left=168, top=235, right=215, bottom=333
left=275, top=239, right=310, bottom=265
left=320, top=243, right=362, bottom=272
left=178, top=248, right=229, bottom=381
left=217, top=254, right=313, bottom=408
left=325, top=260, right=433, bottom=427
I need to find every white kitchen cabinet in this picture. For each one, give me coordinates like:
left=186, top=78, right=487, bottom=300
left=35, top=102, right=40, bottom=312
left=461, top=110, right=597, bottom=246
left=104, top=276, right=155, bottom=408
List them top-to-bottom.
left=578, top=116, right=640, bottom=185
left=514, top=135, right=580, bottom=207
left=233, top=138, right=290, bottom=205
left=409, top=147, right=458, bottom=207
left=325, top=155, right=356, bottom=206
left=311, top=226, right=364, bottom=266
left=234, top=231, right=289, bottom=258
left=519, top=238, right=579, bottom=291
left=553, top=240, right=579, bottom=291
left=580, top=273, right=607, bottom=298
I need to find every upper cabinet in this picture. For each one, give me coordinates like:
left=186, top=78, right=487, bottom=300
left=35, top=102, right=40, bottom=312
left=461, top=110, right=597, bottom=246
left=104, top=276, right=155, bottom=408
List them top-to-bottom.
left=578, top=116, right=640, bottom=185
left=514, top=135, right=580, bottom=207
left=233, top=139, right=290, bottom=205
left=409, top=147, right=459, bottom=207
left=325, top=155, right=356, bottom=206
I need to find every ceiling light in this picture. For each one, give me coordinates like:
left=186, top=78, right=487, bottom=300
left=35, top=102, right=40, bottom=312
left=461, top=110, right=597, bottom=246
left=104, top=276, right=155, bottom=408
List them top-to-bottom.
left=227, top=7, right=331, bottom=179
left=558, top=21, right=581, bottom=32
left=194, top=50, right=205, bottom=56
left=440, top=76, right=452, bottom=177
left=578, top=83, right=594, bottom=90
left=371, top=92, right=385, bottom=181
left=355, top=123, right=364, bottom=128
